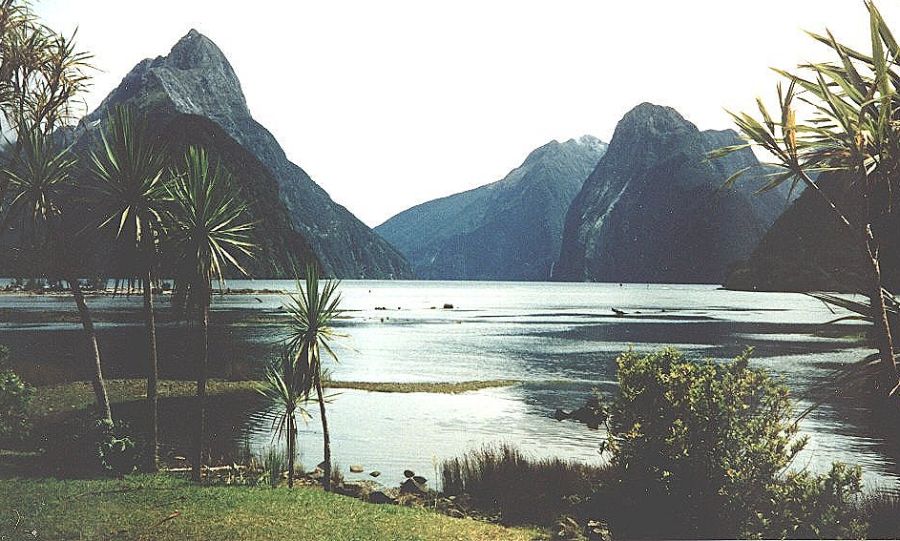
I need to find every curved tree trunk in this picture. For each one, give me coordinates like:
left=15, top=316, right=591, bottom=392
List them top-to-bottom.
left=143, top=267, right=160, bottom=472
left=68, top=275, right=113, bottom=423
left=192, top=299, right=209, bottom=482
left=315, top=371, right=332, bottom=491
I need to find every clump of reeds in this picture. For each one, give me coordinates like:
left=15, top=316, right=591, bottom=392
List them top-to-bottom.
left=440, top=443, right=609, bottom=525
left=262, top=446, right=287, bottom=488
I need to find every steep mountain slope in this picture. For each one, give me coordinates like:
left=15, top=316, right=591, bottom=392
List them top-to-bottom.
left=76, top=29, right=412, bottom=279
left=554, top=103, right=792, bottom=284
left=376, top=136, right=606, bottom=280
left=726, top=173, right=900, bottom=292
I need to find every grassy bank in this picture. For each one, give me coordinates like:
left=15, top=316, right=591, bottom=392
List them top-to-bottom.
left=28, top=378, right=519, bottom=417
left=0, top=475, right=542, bottom=541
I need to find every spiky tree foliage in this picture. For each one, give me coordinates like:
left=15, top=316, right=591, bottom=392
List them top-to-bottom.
left=0, top=0, right=91, bottom=136
left=1, top=0, right=92, bottom=235
left=712, top=1, right=900, bottom=395
left=90, top=105, right=168, bottom=472
left=0, top=130, right=112, bottom=422
left=167, top=146, right=254, bottom=482
left=284, top=266, right=344, bottom=491
left=259, top=347, right=313, bottom=487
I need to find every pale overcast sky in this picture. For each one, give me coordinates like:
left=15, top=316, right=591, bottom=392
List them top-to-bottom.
left=31, top=1, right=900, bottom=226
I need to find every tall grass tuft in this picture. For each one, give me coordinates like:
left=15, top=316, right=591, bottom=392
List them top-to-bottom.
left=440, top=444, right=609, bottom=525
left=262, top=446, right=287, bottom=488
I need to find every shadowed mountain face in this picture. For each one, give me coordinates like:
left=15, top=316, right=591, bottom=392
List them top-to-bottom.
left=75, top=30, right=412, bottom=279
left=554, top=103, right=794, bottom=284
left=376, top=136, right=607, bottom=280
left=726, top=172, right=900, bottom=292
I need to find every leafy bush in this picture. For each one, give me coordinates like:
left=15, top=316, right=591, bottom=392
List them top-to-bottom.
left=0, top=345, right=33, bottom=442
left=594, top=348, right=865, bottom=539
left=45, top=415, right=140, bottom=476
left=96, top=419, right=138, bottom=476
left=441, top=444, right=609, bottom=525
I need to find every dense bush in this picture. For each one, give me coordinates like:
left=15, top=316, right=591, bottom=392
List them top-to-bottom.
left=0, top=345, right=33, bottom=442
left=594, top=348, right=865, bottom=539
left=44, top=415, right=140, bottom=476
left=441, top=443, right=609, bottom=525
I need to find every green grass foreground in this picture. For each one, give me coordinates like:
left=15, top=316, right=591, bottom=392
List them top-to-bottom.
left=29, top=378, right=519, bottom=416
left=0, top=475, right=542, bottom=540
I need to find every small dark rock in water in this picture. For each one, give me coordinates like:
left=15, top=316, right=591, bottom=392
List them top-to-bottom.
left=443, top=303, right=454, bottom=309
left=375, top=306, right=387, bottom=311
left=553, top=395, right=607, bottom=429
left=349, top=465, right=364, bottom=473
left=403, top=469, right=415, bottom=478
left=369, top=470, right=381, bottom=478
left=369, top=489, right=397, bottom=505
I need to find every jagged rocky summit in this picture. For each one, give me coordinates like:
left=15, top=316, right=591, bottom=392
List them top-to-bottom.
left=76, top=29, right=412, bottom=279
left=554, top=103, right=793, bottom=284
left=376, top=136, right=607, bottom=280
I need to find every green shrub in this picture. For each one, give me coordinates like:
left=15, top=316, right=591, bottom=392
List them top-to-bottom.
left=0, top=345, right=33, bottom=442
left=595, top=348, right=864, bottom=539
left=44, top=415, right=140, bottom=476
left=96, top=419, right=138, bottom=476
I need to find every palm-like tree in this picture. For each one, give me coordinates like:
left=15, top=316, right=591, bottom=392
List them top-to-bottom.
left=712, top=1, right=900, bottom=395
left=90, top=104, right=168, bottom=472
left=0, top=130, right=112, bottom=422
left=167, top=146, right=254, bottom=482
left=284, top=266, right=344, bottom=491
left=259, top=347, right=313, bottom=487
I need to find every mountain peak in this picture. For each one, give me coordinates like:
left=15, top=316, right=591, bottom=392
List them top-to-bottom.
left=81, top=28, right=413, bottom=279
left=88, top=29, right=250, bottom=127
left=167, top=29, right=228, bottom=71
left=617, top=102, right=695, bottom=137
left=572, top=134, right=607, bottom=152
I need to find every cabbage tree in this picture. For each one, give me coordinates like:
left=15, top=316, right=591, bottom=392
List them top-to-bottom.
left=713, top=1, right=900, bottom=395
left=167, top=146, right=254, bottom=482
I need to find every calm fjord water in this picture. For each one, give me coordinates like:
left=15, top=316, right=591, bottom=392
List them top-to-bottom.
left=1, top=280, right=897, bottom=489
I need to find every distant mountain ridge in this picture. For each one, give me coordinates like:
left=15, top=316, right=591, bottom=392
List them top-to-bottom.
left=76, top=29, right=412, bottom=279
left=554, top=103, right=794, bottom=284
left=376, top=136, right=607, bottom=280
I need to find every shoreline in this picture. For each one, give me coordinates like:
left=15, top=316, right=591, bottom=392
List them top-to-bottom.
left=29, top=378, right=522, bottom=417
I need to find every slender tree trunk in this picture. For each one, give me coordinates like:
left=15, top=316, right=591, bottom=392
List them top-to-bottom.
left=865, top=230, right=900, bottom=394
left=143, top=267, right=160, bottom=472
left=68, top=275, right=113, bottom=423
left=192, top=298, right=209, bottom=482
left=286, top=351, right=296, bottom=488
left=315, top=371, right=332, bottom=491
left=287, top=414, right=296, bottom=488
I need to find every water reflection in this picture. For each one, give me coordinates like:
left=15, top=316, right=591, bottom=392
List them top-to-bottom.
left=0, top=281, right=897, bottom=489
